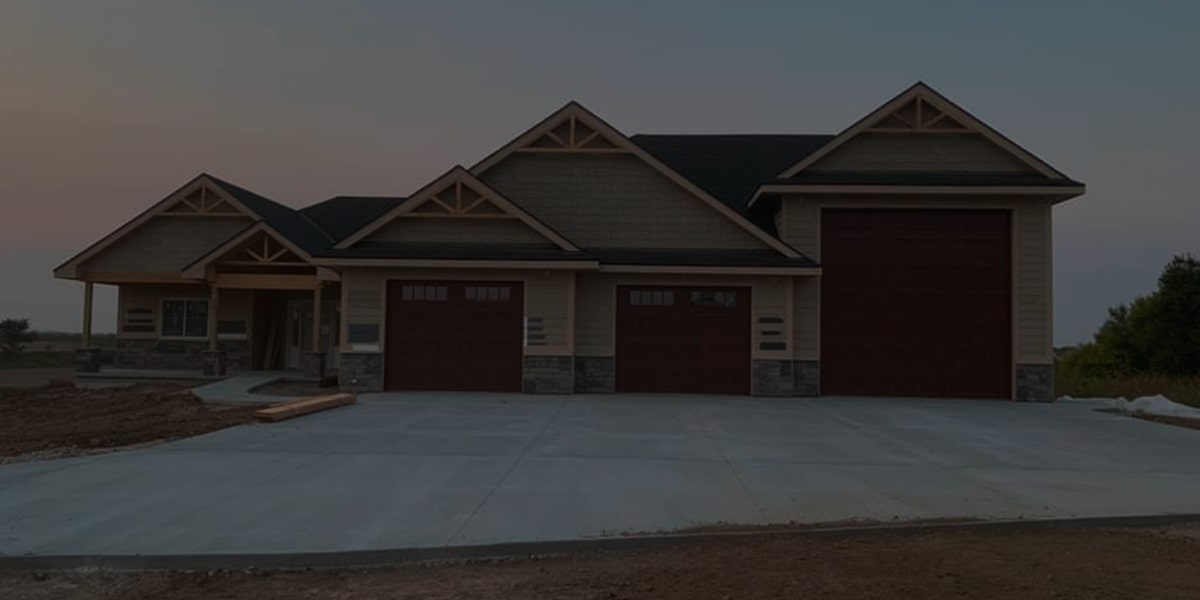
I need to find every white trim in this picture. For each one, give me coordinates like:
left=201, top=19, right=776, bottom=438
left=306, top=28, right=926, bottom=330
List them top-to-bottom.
left=749, top=184, right=1084, bottom=206
left=312, top=258, right=598, bottom=270
left=158, top=297, right=210, bottom=339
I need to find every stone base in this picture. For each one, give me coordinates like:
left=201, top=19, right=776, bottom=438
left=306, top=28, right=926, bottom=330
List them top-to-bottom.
left=115, top=339, right=251, bottom=372
left=75, top=347, right=102, bottom=373
left=201, top=350, right=227, bottom=377
left=301, top=352, right=326, bottom=379
left=339, top=352, right=383, bottom=393
left=523, top=356, right=573, bottom=394
left=574, top=356, right=615, bottom=393
left=752, top=360, right=793, bottom=397
left=793, top=360, right=820, bottom=397
left=1016, top=363, right=1054, bottom=403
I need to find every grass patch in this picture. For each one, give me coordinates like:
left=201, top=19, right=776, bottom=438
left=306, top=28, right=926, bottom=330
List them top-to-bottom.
left=1055, top=370, right=1200, bottom=407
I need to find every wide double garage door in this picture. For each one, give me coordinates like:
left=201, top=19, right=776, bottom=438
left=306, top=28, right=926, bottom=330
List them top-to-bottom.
left=821, top=209, right=1012, bottom=399
left=385, top=281, right=523, bottom=391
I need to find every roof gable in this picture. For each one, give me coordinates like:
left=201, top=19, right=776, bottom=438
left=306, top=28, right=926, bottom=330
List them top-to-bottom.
left=778, top=82, right=1069, bottom=180
left=468, top=102, right=801, bottom=258
left=335, top=166, right=579, bottom=251
left=181, top=222, right=316, bottom=279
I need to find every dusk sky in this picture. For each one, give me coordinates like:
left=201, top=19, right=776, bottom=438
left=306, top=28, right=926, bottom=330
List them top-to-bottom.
left=1, top=1, right=1196, bottom=345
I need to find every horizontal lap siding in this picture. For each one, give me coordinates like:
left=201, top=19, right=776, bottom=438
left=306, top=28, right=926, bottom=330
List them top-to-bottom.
left=808, top=133, right=1035, bottom=173
left=480, top=154, right=766, bottom=249
left=1015, top=204, right=1052, bottom=363
left=83, top=216, right=253, bottom=273
left=360, top=218, right=554, bottom=246
left=344, top=268, right=571, bottom=354
left=573, top=273, right=792, bottom=359
left=793, top=278, right=819, bottom=360
left=117, top=284, right=252, bottom=339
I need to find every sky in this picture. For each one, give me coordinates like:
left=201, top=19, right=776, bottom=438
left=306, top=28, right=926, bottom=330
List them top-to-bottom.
left=0, top=0, right=1197, bottom=345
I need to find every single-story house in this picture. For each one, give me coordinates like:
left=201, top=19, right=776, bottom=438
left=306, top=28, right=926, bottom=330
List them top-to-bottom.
left=54, top=82, right=1084, bottom=401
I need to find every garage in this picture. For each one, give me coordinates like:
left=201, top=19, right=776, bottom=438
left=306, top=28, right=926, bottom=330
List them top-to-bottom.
left=820, top=209, right=1012, bottom=398
left=384, top=280, right=523, bottom=391
left=615, top=285, right=751, bottom=394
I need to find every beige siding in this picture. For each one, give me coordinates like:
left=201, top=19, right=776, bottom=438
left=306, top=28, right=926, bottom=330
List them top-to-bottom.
left=809, top=133, right=1036, bottom=174
left=480, top=154, right=767, bottom=249
left=781, top=197, right=821, bottom=261
left=1015, top=203, right=1052, bottom=363
left=83, top=216, right=253, bottom=273
left=360, top=218, right=554, bottom=247
left=342, top=268, right=572, bottom=355
left=573, top=273, right=798, bottom=359
left=793, top=277, right=820, bottom=360
left=116, top=283, right=252, bottom=339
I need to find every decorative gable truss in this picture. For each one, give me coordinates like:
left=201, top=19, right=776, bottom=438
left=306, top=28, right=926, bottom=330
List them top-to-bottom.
left=778, top=82, right=1070, bottom=179
left=519, top=114, right=625, bottom=153
left=336, top=166, right=581, bottom=251
left=160, top=185, right=246, bottom=216
left=181, top=223, right=316, bottom=279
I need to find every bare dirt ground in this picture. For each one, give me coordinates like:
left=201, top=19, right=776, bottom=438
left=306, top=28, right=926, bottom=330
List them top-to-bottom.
left=0, top=368, right=76, bottom=389
left=0, top=382, right=261, bottom=462
left=6, top=523, right=1200, bottom=599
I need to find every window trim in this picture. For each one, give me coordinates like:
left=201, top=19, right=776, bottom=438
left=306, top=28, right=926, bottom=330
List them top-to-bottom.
left=159, top=297, right=210, bottom=340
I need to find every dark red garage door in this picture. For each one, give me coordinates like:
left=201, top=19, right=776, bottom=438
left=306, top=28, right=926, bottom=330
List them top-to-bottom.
left=821, top=209, right=1011, bottom=399
left=385, top=281, right=523, bottom=391
left=616, top=286, right=751, bottom=395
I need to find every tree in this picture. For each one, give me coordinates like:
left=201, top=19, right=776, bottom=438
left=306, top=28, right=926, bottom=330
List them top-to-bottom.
left=1062, top=254, right=1200, bottom=378
left=0, top=318, right=34, bottom=355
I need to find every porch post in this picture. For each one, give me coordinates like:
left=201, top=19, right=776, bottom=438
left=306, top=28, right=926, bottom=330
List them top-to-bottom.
left=75, top=281, right=101, bottom=373
left=202, top=284, right=226, bottom=376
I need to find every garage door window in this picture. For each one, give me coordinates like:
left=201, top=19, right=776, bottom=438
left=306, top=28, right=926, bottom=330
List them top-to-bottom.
left=400, top=285, right=447, bottom=302
left=466, top=286, right=512, bottom=302
left=630, top=290, right=675, bottom=306
left=690, top=291, right=737, bottom=307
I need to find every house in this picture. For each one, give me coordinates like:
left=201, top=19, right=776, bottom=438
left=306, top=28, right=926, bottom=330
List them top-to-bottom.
left=53, top=82, right=1085, bottom=401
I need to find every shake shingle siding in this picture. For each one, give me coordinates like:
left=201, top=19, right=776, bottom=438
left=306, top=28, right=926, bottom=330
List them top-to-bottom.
left=82, top=216, right=253, bottom=273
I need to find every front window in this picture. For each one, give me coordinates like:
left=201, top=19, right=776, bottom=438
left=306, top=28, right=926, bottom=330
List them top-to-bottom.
left=161, top=299, right=209, bottom=337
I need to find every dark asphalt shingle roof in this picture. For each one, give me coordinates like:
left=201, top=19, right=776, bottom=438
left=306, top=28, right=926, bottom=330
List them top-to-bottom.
left=631, top=134, right=835, bottom=232
left=771, top=173, right=1086, bottom=187
left=206, top=174, right=332, bottom=254
left=301, top=196, right=406, bottom=243
left=315, top=245, right=818, bottom=268
left=588, top=248, right=818, bottom=268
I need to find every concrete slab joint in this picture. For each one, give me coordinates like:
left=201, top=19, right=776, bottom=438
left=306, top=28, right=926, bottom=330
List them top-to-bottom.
left=75, top=347, right=102, bottom=373
left=201, top=350, right=227, bottom=377
left=339, top=352, right=383, bottom=393
left=523, top=355, right=574, bottom=394
left=574, top=356, right=615, bottom=393
left=752, top=359, right=793, bottom=397
left=793, top=360, right=820, bottom=397
left=1016, top=363, right=1054, bottom=403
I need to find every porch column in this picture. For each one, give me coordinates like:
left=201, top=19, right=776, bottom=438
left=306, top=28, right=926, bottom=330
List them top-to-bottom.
left=75, top=281, right=101, bottom=373
left=202, top=285, right=226, bottom=376
left=303, top=285, right=326, bottom=379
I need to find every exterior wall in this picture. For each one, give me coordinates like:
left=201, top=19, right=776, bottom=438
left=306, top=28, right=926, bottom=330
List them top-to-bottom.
left=807, top=133, right=1036, bottom=173
left=479, top=153, right=767, bottom=249
left=778, top=195, right=1057, bottom=399
left=81, top=215, right=252, bottom=274
left=359, top=217, right=555, bottom=247
left=342, top=267, right=573, bottom=355
left=115, top=283, right=255, bottom=370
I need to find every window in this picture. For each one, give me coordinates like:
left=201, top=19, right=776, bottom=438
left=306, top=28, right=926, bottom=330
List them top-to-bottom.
left=401, top=285, right=447, bottom=302
left=466, top=286, right=512, bottom=302
left=630, top=290, right=675, bottom=306
left=690, top=291, right=737, bottom=307
left=161, top=299, right=208, bottom=337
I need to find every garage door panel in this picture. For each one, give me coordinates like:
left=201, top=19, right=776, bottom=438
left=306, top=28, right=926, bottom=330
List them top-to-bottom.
left=822, top=209, right=1011, bottom=399
left=385, top=281, right=523, bottom=392
left=616, top=285, right=750, bottom=395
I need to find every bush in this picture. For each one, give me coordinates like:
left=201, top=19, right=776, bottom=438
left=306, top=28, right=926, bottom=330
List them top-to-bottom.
left=0, top=319, right=34, bottom=355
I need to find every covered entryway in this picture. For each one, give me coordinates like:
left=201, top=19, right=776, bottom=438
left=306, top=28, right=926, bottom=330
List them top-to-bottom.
left=821, top=209, right=1012, bottom=398
left=384, top=280, right=524, bottom=391
left=615, top=285, right=751, bottom=394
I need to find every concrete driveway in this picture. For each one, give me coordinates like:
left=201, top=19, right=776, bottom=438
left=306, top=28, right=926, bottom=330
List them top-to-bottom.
left=4, top=393, right=1200, bottom=556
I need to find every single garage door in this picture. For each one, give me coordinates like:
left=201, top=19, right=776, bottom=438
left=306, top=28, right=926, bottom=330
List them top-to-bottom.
left=821, top=209, right=1011, bottom=398
left=385, top=280, right=523, bottom=391
left=616, top=285, right=751, bottom=395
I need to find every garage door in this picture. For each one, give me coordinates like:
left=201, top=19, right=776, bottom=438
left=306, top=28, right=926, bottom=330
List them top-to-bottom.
left=821, top=209, right=1011, bottom=398
left=385, top=281, right=523, bottom=391
left=616, top=286, right=751, bottom=394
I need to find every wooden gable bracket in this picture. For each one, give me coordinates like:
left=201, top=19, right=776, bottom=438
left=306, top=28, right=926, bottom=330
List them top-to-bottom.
left=866, top=96, right=972, bottom=133
left=516, top=114, right=627, bottom=154
left=336, top=166, right=582, bottom=251
left=161, top=185, right=246, bottom=216
left=181, top=222, right=315, bottom=279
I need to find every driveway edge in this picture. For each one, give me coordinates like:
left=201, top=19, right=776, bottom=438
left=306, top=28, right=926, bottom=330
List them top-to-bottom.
left=4, top=513, right=1199, bottom=572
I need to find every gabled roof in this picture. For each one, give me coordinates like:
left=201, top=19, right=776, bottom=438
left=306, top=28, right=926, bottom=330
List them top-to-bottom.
left=776, top=82, right=1072, bottom=180
left=468, top=101, right=804, bottom=258
left=631, top=134, right=834, bottom=231
left=335, top=166, right=580, bottom=252
left=204, top=175, right=332, bottom=253
left=301, top=195, right=406, bottom=243
left=180, top=221, right=315, bottom=279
